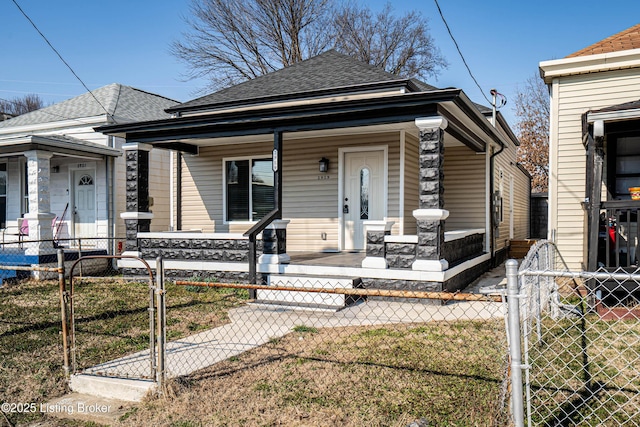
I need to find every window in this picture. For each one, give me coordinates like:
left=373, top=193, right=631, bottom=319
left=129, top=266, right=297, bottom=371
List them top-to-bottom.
left=611, top=136, right=640, bottom=199
left=225, top=158, right=274, bottom=221
left=21, top=160, right=28, bottom=215
left=0, top=163, right=5, bottom=228
left=360, top=168, right=369, bottom=220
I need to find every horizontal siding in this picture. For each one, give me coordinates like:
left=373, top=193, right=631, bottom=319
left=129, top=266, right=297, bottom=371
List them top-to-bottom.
left=552, top=67, right=640, bottom=269
left=179, top=132, right=402, bottom=252
left=404, top=133, right=419, bottom=234
left=444, top=146, right=486, bottom=231
left=148, top=148, right=171, bottom=232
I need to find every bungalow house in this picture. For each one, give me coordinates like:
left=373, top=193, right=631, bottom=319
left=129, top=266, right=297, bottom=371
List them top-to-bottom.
left=540, top=24, right=640, bottom=272
left=100, top=51, right=530, bottom=304
left=0, top=84, right=177, bottom=273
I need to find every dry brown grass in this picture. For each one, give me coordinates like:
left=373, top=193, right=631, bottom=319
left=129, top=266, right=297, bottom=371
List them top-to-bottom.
left=0, top=277, right=247, bottom=426
left=119, top=320, right=509, bottom=427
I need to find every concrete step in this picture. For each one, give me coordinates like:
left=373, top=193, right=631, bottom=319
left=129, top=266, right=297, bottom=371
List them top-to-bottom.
left=257, top=274, right=363, bottom=310
left=69, top=374, right=156, bottom=402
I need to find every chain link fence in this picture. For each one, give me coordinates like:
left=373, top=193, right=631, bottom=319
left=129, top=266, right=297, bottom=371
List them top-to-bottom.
left=0, top=236, right=125, bottom=280
left=516, top=241, right=640, bottom=426
left=113, top=274, right=513, bottom=427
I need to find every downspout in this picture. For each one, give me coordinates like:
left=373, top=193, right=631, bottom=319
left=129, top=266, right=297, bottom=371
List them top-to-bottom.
left=489, top=90, right=505, bottom=266
left=489, top=142, right=504, bottom=265
left=170, top=151, right=174, bottom=231
left=176, top=152, right=182, bottom=231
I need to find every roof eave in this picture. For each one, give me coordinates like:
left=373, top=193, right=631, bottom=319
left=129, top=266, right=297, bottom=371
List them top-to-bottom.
left=539, top=48, right=640, bottom=83
left=166, top=79, right=420, bottom=115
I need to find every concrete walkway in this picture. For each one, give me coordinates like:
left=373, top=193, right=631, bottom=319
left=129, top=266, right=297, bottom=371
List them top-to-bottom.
left=70, top=263, right=509, bottom=402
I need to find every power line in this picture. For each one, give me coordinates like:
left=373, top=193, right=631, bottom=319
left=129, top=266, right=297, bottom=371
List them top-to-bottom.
left=10, top=0, right=116, bottom=122
left=432, top=0, right=494, bottom=106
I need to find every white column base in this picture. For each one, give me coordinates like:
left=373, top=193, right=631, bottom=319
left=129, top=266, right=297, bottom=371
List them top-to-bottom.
left=412, top=209, right=449, bottom=221
left=259, top=253, right=291, bottom=265
left=362, top=256, right=388, bottom=269
left=412, top=259, right=449, bottom=272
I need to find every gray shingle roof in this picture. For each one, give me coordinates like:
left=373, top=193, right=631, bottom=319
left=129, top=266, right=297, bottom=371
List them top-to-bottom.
left=171, top=50, right=440, bottom=112
left=0, top=83, right=178, bottom=129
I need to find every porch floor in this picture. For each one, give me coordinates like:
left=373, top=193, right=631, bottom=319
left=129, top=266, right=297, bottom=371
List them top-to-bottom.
left=288, top=251, right=365, bottom=267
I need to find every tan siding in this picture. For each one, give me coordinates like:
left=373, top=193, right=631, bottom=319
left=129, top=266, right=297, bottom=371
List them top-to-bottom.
left=551, top=68, right=640, bottom=269
left=179, top=132, right=402, bottom=252
left=403, top=133, right=419, bottom=234
left=486, top=139, right=531, bottom=252
left=444, top=146, right=486, bottom=231
left=149, top=148, right=171, bottom=232
left=512, top=166, right=531, bottom=240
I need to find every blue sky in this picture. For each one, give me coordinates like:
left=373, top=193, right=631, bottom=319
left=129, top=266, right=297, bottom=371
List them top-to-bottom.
left=2, top=0, right=640, bottom=126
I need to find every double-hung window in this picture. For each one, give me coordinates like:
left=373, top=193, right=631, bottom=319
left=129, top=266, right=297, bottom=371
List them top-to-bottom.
left=225, top=158, right=274, bottom=222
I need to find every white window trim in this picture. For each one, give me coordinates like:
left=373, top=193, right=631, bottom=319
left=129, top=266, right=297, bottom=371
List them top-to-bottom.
left=222, top=155, right=273, bottom=224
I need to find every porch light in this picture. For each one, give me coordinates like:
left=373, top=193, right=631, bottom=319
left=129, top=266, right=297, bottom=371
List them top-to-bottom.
left=319, top=157, right=329, bottom=172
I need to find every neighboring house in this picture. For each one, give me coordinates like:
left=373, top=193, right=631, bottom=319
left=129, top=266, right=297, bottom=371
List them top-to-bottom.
left=540, top=24, right=640, bottom=271
left=100, top=50, right=529, bottom=299
left=0, top=83, right=177, bottom=263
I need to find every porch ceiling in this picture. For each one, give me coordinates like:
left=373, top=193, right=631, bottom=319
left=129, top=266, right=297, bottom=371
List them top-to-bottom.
left=149, top=122, right=468, bottom=149
left=0, top=134, right=121, bottom=159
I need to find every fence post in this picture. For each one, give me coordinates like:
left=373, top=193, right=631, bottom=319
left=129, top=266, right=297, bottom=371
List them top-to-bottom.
left=57, top=249, right=71, bottom=378
left=155, top=256, right=166, bottom=393
left=506, top=258, right=525, bottom=427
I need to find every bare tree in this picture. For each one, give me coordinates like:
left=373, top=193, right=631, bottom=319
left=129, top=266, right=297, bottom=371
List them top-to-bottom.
left=172, top=0, right=446, bottom=91
left=333, top=3, right=446, bottom=81
left=514, top=75, right=550, bottom=193
left=0, top=94, right=45, bottom=117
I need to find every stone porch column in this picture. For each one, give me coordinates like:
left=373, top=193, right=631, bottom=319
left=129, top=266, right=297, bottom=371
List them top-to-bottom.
left=412, top=117, right=450, bottom=272
left=121, top=143, right=153, bottom=254
left=23, top=150, right=56, bottom=256
left=258, top=219, right=291, bottom=264
left=361, top=220, right=394, bottom=268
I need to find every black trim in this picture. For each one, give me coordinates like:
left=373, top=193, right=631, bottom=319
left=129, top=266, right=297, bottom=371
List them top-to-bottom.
left=166, top=79, right=421, bottom=114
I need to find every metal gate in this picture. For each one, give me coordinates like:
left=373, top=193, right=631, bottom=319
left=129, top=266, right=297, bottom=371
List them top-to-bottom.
left=61, top=255, right=165, bottom=386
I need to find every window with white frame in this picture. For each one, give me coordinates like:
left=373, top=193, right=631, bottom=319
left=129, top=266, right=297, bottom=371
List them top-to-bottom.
left=225, top=158, right=274, bottom=221
left=0, top=163, right=6, bottom=228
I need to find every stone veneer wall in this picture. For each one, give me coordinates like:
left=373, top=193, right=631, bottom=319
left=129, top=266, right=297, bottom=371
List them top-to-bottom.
left=384, top=232, right=485, bottom=269
left=442, top=233, right=485, bottom=267
left=124, top=236, right=263, bottom=282
left=139, top=237, right=260, bottom=262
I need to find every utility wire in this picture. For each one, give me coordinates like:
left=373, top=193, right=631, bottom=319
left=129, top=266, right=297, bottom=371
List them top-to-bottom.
left=10, top=0, right=115, bottom=122
left=433, top=0, right=493, bottom=106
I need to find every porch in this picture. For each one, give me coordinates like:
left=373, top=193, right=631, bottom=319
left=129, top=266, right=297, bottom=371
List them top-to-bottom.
left=120, top=226, right=489, bottom=306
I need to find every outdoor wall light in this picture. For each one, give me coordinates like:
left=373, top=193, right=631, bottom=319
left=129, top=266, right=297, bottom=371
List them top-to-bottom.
left=319, top=157, right=329, bottom=172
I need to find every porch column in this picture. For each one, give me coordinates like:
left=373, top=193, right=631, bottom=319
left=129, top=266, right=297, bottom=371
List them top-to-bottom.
left=412, top=117, right=450, bottom=272
left=586, top=118, right=605, bottom=272
left=121, top=143, right=153, bottom=254
left=23, top=150, right=56, bottom=256
left=258, top=220, right=290, bottom=264
left=362, top=220, right=394, bottom=268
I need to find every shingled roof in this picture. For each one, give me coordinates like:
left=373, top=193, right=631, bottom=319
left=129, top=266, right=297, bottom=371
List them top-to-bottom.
left=567, top=23, right=640, bottom=58
left=170, top=50, right=439, bottom=113
left=0, top=83, right=178, bottom=129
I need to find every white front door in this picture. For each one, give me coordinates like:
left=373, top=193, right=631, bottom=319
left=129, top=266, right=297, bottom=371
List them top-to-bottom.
left=343, top=150, right=384, bottom=251
left=73, top=170, right=96, bottom=238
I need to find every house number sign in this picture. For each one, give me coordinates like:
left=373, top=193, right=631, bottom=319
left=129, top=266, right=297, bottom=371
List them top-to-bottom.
left=272, top=149, right=278, bottom=172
